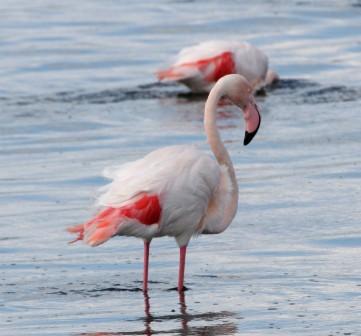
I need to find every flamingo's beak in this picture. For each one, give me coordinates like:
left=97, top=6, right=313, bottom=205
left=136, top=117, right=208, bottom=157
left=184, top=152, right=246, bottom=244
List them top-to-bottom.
left=243, top=97, right=261, bottom=146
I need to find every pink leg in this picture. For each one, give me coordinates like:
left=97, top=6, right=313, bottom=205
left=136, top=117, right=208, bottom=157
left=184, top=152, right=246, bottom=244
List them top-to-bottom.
left=143, top=241, right=150, bottom=292
left=178, top=245, right=187, bottom=292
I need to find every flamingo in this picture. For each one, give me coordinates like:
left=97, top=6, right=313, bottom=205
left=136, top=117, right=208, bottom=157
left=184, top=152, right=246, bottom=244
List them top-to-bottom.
left=157, top=40, right=278, bottom=93
left=67, top=74, right=261, bottom=292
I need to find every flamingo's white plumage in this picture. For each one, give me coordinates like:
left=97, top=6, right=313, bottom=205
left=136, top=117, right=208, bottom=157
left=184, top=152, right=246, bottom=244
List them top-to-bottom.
left=157, top=40, right=278, bottom=93
left=68, top=74, right=261, bottom=292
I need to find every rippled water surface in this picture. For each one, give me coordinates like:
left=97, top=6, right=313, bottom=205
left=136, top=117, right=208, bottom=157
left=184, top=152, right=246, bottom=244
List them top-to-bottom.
left=1, top=1, right=361, bottom=335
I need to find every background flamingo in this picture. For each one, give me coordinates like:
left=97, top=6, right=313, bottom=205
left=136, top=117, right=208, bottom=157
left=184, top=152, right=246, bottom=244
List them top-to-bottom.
left=157, top=40, right=278, bottom=93
left=68, top=74, right=261, bottom=292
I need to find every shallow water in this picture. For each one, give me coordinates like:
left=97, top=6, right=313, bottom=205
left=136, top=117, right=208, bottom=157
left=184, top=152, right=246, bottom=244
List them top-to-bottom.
left=1, top=0, right=361, bottom=335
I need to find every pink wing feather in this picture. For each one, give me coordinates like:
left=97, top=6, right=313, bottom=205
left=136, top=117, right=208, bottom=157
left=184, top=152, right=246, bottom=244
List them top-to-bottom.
left=157, top=51, right=235, bottom=83
left=68, top=193, right=161, bottom=246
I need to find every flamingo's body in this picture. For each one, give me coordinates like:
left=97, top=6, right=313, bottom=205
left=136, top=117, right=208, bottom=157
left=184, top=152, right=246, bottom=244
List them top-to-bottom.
left=157, top=40, right=278, bottom=93
left=68, top=74, right=261, bottom=291
left=69, top=146, right=232, bottom=247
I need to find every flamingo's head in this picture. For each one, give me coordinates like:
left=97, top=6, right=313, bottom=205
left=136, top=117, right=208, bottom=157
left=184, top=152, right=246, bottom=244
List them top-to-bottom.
left=219, top=74, right=261, bottom=146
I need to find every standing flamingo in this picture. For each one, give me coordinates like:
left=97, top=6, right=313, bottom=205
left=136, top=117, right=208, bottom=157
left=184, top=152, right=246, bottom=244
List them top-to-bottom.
left=157, top=40, right=278, bottom=93
left=67, top=74, right=261, bottom=292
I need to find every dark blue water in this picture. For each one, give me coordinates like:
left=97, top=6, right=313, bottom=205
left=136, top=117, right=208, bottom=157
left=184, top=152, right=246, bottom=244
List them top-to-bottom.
left=1, top=1, right=361, bottom=335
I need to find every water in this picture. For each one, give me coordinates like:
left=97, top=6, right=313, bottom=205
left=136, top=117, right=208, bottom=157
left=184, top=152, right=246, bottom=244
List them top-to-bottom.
left=1, top=0, right=361, bottom=335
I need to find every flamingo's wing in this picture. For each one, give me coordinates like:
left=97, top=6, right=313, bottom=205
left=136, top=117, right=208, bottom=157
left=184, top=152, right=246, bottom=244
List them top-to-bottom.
left=157, top=41, right=238, bottom=84
left=157, top=52, right=235, bottom=81
left=97, top=145, right=219, bottom=207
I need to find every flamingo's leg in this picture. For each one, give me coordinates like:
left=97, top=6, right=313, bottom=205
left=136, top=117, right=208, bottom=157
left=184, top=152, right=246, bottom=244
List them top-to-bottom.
left=143, top=240, right=151, bottom=292
left=178, top=245, right=187, bottom=292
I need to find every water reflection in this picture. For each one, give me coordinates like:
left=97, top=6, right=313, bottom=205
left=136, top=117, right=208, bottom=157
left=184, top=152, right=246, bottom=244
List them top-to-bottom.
left=4, top=78, right=335, bottom=107
left=9, top=78, right=360, bottom=113
left=80, top=291, right=237, bottom=336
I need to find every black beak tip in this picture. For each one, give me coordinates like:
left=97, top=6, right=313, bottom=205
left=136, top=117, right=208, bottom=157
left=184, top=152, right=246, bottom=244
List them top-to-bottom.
left=243, top=113, right=261, bottom=146
left=243, top=131, right=257, bottom=146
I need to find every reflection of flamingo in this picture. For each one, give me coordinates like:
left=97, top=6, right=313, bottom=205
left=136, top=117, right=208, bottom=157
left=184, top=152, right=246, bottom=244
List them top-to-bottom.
left=157, top=40, right=278, bottom=93
left=68, top=74, right=261, bottom=292
left=78, top=291, right=237, bottom=336
left=143, top=293, right=152, bottom=336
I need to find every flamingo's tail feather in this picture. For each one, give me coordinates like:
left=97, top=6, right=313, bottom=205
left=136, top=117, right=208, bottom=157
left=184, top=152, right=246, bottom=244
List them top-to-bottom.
left=157, top=67, right=188, bottom=81
left=67, top=193, right=162, bottom=247
left=67, top=207, right=122, bottom=247
left=85, top=220, right=120, bottom=246
left=67, top=224, right=85, bottom=244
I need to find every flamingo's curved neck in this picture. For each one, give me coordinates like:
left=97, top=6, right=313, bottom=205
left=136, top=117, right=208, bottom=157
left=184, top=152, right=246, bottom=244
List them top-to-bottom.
left=204, top=85, right=239, bottom=227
